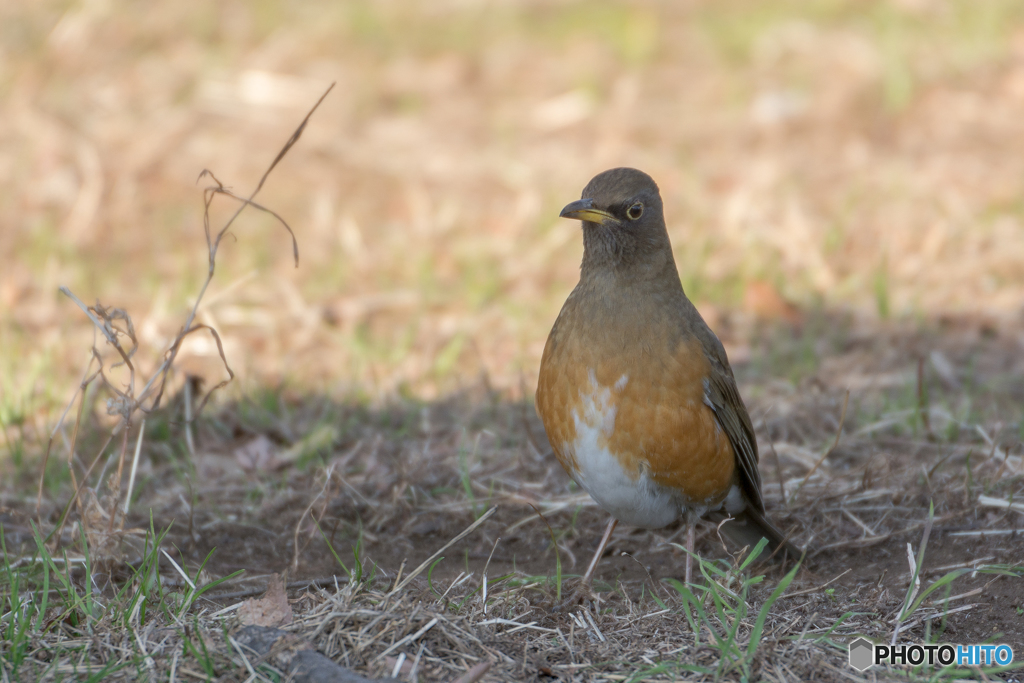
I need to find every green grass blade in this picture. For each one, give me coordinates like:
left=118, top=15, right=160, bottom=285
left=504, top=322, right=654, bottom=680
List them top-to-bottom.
left=315, top=519, right=352, bottom=580
left=739, top=537, right=770, bottom=571
left=36, top=554, right=50, bottom=631
left=427, top=557, right=445, bottom=596
left=746, top=560, right=800, bottom=660
left=906, top=567, right=971, bottom=616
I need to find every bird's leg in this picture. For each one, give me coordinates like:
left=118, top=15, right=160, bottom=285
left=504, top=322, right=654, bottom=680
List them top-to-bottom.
left=684, top=515, right=696, bottom=585
left=554, top=516, right=617, bottom=611
left=580, top=517, right=618, bottom=589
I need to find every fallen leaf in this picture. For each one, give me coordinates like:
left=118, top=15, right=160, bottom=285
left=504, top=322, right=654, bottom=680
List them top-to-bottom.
left=742, top=280, right=802, bottom=326
left=234, top=435, right=282, bottom=472
left=237, top=573, right=293, bottom=627
left=385, top=655, right=415, bottom=677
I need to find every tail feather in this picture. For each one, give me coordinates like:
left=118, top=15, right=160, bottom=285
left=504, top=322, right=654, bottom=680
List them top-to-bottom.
left=706, top=508, right=803, bottom=565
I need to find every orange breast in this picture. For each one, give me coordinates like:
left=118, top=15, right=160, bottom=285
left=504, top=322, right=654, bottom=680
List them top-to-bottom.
left=537, top=319, right=736, bottom=510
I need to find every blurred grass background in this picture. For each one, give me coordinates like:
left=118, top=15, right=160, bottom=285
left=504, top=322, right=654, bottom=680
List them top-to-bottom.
left=3, top=0, right=1024, bottom=434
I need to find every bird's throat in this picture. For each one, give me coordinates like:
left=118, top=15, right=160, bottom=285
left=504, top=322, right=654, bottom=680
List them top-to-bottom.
left=580, top=225, right=677, bottom=285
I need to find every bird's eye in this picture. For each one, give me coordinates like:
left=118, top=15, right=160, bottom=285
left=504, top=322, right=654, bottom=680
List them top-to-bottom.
left=626, top=202, right=644, bottom=220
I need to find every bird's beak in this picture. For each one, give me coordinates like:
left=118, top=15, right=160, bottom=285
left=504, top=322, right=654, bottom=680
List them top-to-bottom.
left=559, top=198, right=616, bottom=225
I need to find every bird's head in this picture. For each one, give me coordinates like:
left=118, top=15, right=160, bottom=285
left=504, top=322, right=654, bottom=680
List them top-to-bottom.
left=559, top=167, right=675, bottom=278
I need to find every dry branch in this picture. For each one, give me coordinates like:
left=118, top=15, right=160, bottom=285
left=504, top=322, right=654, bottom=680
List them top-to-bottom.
left=45, top=84, right=334, bottom=562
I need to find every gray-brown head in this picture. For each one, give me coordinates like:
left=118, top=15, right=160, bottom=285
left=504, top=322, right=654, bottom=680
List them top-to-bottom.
left=559, top=168, right=676, bottom=279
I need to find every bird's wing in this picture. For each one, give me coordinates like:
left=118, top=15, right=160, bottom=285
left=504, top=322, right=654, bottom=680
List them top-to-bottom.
left=698, top=330, right=765, bottom=514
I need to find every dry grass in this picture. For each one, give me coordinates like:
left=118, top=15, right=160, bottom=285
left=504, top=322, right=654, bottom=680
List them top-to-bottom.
left=3, top=0, right=1024, bottom=681
left=4, top=0, right=1024, bottom=405
left=2, top=318, right=1023, bottom=680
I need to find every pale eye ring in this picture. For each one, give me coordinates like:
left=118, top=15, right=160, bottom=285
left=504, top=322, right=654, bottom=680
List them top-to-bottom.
left=626, top=202, right=644, bottom=220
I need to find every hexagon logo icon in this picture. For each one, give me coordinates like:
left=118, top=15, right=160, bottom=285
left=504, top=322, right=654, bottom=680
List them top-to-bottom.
left=849, top=637, right=874, bottom=671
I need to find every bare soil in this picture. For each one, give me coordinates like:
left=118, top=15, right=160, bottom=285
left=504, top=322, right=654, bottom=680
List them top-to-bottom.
left=4, top=314, right=1021, bottom=681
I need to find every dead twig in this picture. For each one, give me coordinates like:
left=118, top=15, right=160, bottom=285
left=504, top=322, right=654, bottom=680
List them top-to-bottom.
left=46, top=84, right=334, bottom=564
left=792, top=390, right=849, bottom=502
left=389, top=507, right=497, bottom=595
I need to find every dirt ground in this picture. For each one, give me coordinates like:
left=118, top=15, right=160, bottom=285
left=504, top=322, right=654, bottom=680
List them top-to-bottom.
left=3, top=1, right=1024, bottom=680
left=4, top=313, right=1021, bottom=681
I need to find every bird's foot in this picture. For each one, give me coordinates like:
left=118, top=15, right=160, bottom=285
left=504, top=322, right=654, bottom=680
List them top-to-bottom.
left=551, top=579, right=598, bottom=613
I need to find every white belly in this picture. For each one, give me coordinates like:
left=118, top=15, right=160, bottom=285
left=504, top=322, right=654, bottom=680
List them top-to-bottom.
left=562, top=369, right=744, bottom=528
left=564, top=370, right=680, bottom=528
left=569, top=438, right=681, bottom=528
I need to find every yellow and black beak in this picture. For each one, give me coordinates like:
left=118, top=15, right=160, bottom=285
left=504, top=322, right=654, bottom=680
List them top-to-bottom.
left=559, top=198, right=616, bottom=225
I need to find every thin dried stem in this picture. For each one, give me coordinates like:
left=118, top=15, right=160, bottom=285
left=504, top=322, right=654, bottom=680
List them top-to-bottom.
left=141, top=84, right=333, bottom=415
left=792, top=390, right=849, bottom=501
left=123, top=418, right=145, bottom=515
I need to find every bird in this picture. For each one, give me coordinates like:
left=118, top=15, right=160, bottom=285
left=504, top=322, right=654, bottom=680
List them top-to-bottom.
left=535, top=167, right=798, bottom=593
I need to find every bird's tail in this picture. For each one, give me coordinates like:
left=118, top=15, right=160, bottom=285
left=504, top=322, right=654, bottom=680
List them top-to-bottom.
left=706, top=507, right=803, bottom=565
